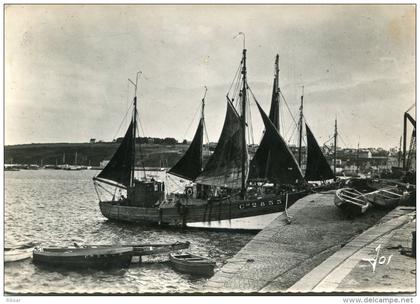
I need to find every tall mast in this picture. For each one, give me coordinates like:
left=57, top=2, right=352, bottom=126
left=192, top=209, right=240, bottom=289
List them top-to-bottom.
left=241, top=48, right=247, bottom=198
left=274, top=54, right=280, bottom=132
left=130, top=72, right=141, bottom=187
left=201, top=86, right=207, bottom=168
left=201, top=86, right=207, bottom=121
left=298, top=86, right=304, bottom=167
left=333, top=118, right=337, bottom=176
left=356, top=142, right=359, bottom=175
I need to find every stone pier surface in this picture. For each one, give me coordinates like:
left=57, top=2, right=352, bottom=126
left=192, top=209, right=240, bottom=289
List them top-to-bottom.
left=204, top=192, right=415, bottom=293
left=288, top=206, right=416, bottom=293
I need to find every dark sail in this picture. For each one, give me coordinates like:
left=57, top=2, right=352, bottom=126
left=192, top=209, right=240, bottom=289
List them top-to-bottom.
left=249, top=56, right=280, bottom=179
left=250, top=100, right=304, bottom=184
left=195, top=101, right=247, bottom=188
left=168, top=118, right=203, bottom=180
left=96, top=121, right=134, bottom=188
left=305, top=123, right=335, bottom=181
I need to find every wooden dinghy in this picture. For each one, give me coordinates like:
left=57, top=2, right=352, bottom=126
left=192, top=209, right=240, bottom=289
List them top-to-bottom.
left=364, top=187, right=407, bottom=209
left=334, top=188, right=370, bottom=216
left=78, top=241, right=190, bottom=256
left=132, top=241, right=190, bottom=256
left=32, top=246, right=134, bottom=269
left=5, top=248, right=33, bottom=263
left=169, top=253, right=216, bottom=276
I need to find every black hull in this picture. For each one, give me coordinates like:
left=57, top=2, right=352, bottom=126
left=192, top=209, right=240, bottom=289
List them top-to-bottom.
left=99, top=190, right=309, bottom=226
left=33, top=248, right=133, bottom=269
left=33, top=254, right=133, bottom=269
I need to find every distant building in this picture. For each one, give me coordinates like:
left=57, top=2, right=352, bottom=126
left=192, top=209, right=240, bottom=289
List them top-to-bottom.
left=90, top=138, right=96, bottom=144
left=358, top=150, right=372, bottom=159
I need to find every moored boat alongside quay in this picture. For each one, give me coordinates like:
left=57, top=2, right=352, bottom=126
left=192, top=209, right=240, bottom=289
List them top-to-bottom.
left=93, top=48, right=315, bottom=228
left=32, top=246, right=134, bottom=269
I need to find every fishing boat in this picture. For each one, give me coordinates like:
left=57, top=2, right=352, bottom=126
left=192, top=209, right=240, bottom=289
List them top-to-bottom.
left=93, top=45, right=324, bottom=227
left=334, top=188, right=371, bottom=216
left=32, top=246, right=134, bottom=269
left=169, top=253, right=216, bottom=276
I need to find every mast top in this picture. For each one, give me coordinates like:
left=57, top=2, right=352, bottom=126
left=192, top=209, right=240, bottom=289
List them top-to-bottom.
left=234, top=32, right=246, bottom=50
left=128, top=70, right=142, bottom=104
left=201, top=86, right=207, bottom=120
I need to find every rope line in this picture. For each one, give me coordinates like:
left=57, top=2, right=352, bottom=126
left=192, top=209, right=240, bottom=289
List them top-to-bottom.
left=181, top=102, right=202, bottom=141
left=112, top=103, right=133, bottom=141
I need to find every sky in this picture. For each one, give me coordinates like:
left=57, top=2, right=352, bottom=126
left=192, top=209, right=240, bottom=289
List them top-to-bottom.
left=5, top=4, right=415, bottom=149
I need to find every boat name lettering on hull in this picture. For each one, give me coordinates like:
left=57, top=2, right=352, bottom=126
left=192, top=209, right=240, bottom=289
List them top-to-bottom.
left=238, top=199, right=283, bottom=209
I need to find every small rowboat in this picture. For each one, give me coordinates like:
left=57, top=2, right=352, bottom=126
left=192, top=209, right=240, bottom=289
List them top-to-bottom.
left=364, top=187, right=408, bottom=209
left=334, top=188, right=371, bottom=216
left=80, top=241, right=190, bottom=256
left=132, top=241, right=190, bottom=256
left=33, top=246, right=133, bottom=269
left=5, top=248, right=33, bottom=263
left=169, top=253, right=216, bottom=276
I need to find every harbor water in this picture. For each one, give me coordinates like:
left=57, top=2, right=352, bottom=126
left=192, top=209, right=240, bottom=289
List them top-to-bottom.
left=4, top=170, right=255, bottom=294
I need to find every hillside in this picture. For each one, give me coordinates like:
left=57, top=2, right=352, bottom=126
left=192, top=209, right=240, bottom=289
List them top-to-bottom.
left=4, top=143, right=190, bottom=167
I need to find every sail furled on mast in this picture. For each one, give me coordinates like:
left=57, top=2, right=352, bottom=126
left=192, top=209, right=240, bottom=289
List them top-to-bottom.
left=250, top=99, right=305, bottom=184
left=195, top=100, right=248, bottom=188
left=168, top=118, right=203, bottom=180
left=95, top=121, right=135, bottom=188
left=305, top=123, right=335, bottom=181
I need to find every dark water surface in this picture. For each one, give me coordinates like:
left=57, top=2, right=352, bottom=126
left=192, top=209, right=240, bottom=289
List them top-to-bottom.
left=4, top=170, right=255, bottom=294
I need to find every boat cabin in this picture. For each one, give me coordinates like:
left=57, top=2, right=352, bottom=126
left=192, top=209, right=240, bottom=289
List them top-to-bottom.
left=127, top=179, right=165, bottom=207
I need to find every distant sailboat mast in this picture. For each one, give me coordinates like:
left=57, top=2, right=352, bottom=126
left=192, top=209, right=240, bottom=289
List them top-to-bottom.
left=298, top=86, right=304, bottom=167
left=333, top=118, right=337, bottom=176
left=397, top=136, right=402, bottom=167
left=356, top=142, right=360, bottom=175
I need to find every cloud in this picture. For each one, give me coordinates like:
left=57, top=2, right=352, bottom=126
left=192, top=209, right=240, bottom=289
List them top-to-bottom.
left=5, top=5, right=415, bottom=149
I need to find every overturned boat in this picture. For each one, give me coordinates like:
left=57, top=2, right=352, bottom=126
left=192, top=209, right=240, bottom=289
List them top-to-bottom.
left=364, top=187, right=410, bottom=209
left=334, top=188, right=371, bottom=216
